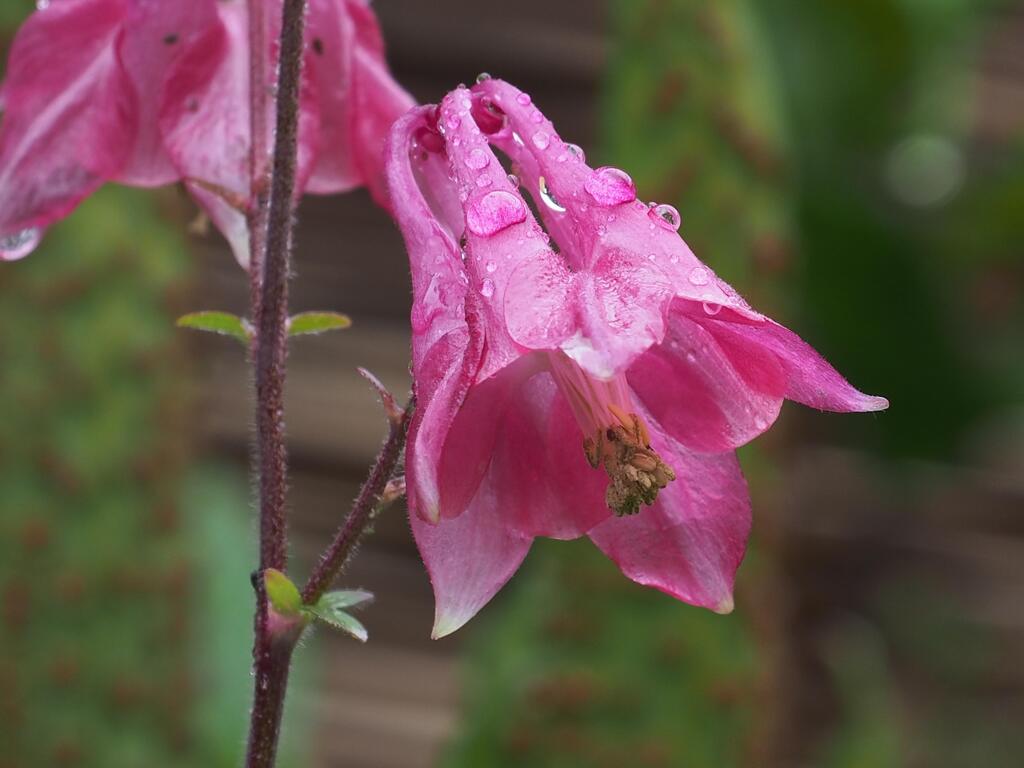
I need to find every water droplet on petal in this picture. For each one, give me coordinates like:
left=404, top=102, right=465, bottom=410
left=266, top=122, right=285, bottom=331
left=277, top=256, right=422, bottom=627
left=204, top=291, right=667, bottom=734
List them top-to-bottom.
left=36, top=0, right=50, bottom=9
left=476, top=72, right=492, bottom=83
left=516, top=92, right=532, bottom=105
left=530, top=109, right=544, bottom=124
left=445, top=114, right=461, bottom=130
left=532, top=131, right=551, bottom=150
left=512, top=132, right=525, bottom=147
left=566, top=143, right=585, bottom=162
left=465, top=148, right=490, bottom=170
left=584, top=167, right=636, bottom=206
left=507, top=173, right=520, bottom=189
left=476, top=175, right=493, bottom=188
left=538, top=176, right=566, bottom=213
left=465, top=190, right=528, bottom=237
left=648, top=203, right=681, bottom=231
left=0, top=228, right=41, bottom=261
left=485, top=261, right=498, bottom=274
left=688, top=267, right=710, bottom=286
left=481, top=278, right=495, bottom=298
left=701, top=294, right=722, bottom=315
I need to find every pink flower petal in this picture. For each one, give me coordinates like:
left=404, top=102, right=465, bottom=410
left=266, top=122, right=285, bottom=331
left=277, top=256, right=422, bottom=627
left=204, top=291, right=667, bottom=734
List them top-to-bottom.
left=0, top=0, right=133, bottom=239
left=159, top=0, right=320, bottom=266
left=305, top=0, right=413, bottom=202
left=117, top=1, right=221, bottom=186
left=386, top=108, right=483, bottom=523
left=568, top=250, right=673, bottom=378
left=629, top=305, right=786, bottom=452
left=689, top=311, right=890, bottom=413
left=435, top=355, right=541, bottom=520
left=441, top=365, right=610, bottom=538
left=588, top=419, right=751, bottom=612
left=411, top=471, right=533, bottom=639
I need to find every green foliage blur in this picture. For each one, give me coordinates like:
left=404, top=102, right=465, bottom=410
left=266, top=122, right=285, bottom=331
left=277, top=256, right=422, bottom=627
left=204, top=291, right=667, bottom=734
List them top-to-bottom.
left=0, top=185, right=201, bottom=767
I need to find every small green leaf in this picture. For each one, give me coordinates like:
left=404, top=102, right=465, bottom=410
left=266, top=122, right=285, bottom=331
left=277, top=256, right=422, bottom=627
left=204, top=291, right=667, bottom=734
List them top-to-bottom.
left=177, top=311, right=251, bottom=343
left=287, top=311, right=352, bottom=337
left=264, top=569, right=302, bottom=616
left=306, top=589, right=374, bottom=642
left=319, top=589, right=374, bottom=611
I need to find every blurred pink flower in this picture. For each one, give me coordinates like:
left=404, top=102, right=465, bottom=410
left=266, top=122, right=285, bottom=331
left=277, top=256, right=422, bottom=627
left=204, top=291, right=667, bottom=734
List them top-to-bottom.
left=0, top=0, right=412, bottom=265
left=386, top=79, right=888, bottom=638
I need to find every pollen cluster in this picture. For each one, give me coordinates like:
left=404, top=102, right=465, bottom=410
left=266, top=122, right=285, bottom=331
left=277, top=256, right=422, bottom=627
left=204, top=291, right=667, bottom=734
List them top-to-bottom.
left=583, top=405, right=676, bottom=516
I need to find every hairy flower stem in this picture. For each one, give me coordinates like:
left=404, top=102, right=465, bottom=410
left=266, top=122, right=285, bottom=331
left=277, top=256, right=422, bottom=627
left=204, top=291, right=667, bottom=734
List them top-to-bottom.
left=247, top=0, right=270, bottom=312
left=245, top=1, right=307, bottom=768
left=302, top=399, right=415, bottom=606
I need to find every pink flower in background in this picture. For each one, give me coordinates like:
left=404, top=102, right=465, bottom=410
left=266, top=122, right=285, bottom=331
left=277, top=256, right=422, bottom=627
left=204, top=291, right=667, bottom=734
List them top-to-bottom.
left=0, top=0, right=412, bottom=265
left=386, top=79, right=887, bottom=638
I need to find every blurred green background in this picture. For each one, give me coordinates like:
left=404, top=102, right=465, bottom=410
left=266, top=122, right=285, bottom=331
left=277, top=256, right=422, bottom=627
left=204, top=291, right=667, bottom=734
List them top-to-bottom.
left=2, top=0, right=1022, bottom=766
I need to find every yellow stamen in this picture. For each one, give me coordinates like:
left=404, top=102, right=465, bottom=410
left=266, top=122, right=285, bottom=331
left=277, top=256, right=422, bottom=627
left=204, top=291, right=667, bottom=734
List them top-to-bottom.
left=583, top=411, right=676, bottom=516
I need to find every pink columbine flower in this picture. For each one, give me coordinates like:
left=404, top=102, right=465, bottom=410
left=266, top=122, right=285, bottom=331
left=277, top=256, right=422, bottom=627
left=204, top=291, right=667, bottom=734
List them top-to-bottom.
left=0, top=0, right=412, bottom=265
left=386, top=78, right=888, bottom=638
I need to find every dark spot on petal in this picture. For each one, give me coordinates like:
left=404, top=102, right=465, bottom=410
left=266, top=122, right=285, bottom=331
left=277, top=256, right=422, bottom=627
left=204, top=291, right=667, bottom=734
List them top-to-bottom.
left=163, top=33, right=179, bottom=45
left=312, top=37, right=324, bottom=55
left=186, top=97, right=199, bottom=112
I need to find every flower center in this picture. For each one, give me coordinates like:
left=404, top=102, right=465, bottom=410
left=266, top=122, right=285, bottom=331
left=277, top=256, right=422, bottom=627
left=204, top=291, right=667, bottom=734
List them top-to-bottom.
left=546, top=352, right=676, bottom=516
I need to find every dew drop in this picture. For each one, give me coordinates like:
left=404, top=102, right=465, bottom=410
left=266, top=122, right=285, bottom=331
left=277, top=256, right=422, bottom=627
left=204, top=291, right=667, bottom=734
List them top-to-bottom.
left=36, top=0, right=50, bottom=8
left=476, top=72, right=492, bottom=83
left=516, top=92, right=532, bottom=105
left=530, top=109, right=544, bottom=124
left=445, top=114, right=461, bottom=131
left=532, top=131, right=551, bottom=150
left=512, top=132, right=525, bottom=147
left=465, top=148, right=490, bottom=170
left=584, top=167, right=636, bottom=206
left=507, top=173, right=520, bottom=189
left=476, top=175, right=493, bottom=188
left=538, top=176, right=566, bottom=213
left=465, top=190, right=527, bottom=236
left=648, top=203, right=681, bottom=231
left=0, top=228, right=41, bottom=261
left=485, top=260, right=498, bottom=274
left=688, top=267, right=710, bottom=286
left=480, top=278, right=495, bottom=298
left=701, top=294, right=722, bottom=316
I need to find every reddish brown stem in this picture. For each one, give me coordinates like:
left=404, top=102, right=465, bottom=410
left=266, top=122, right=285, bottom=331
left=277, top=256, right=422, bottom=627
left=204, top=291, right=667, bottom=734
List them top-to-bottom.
left=244, top=1, right=307, bottom=767
left=302, top=399, right=414, bottom=606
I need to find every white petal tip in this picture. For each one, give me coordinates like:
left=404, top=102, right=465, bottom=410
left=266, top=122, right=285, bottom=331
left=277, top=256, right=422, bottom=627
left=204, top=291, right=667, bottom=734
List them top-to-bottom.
left=864, top=395, right=890, bottom=412
left=713, top=595, right=735, bottom=615
left=430, top=612, right=469, bottom=640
